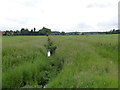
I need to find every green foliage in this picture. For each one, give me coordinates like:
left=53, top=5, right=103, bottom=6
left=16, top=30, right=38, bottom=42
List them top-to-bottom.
left=3, top=27, right=51, bottom=36
left=39, top=27, right=51, bottom=35
left=21, top=28, right=29, bottom=35
left=60, top=31, right=65, bottom=35
left=2, top=34, right=118, bottom=88
left=46, top=34, right=118, bottom=88
left=2, top=36, right=62, bottom=88
left=44, top=37, right=57, bottom=55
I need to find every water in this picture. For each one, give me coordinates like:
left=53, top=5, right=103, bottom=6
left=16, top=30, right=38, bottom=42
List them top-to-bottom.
left=47, top=51, right=51, bottom=57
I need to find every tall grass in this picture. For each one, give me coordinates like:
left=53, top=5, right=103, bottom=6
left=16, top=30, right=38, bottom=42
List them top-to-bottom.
left=2, top=34, right=118, bottom=88
left=46, top=34, right=118, bottom=88
left=2, top=36, right=63, bottom=88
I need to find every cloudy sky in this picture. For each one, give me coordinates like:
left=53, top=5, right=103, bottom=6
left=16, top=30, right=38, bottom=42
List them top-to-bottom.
left=0, top=0, right=119, bottom=32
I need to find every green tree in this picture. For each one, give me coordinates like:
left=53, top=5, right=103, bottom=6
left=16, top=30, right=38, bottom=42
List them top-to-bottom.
left=34, top=27, right=36, bottom=32
left=39, top=27, right=51, bottom=35
left=21, top=28, right=29, bottom=35
left=30, top=29, right=33, bottom=34
left=14, top=30, right=20, bottom=35
left=61, top=31, right=65, bottom=35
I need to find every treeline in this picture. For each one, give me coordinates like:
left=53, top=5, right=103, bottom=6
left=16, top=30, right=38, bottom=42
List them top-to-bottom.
left=2, top=27, right=120, bottom=36
left=3, top=27, right=52, bottom=36
left=105, top=29, right=120, bottom=34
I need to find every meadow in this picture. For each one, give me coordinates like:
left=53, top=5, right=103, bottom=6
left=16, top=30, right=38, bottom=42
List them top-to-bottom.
left=2, top=34, right=118, bottom=88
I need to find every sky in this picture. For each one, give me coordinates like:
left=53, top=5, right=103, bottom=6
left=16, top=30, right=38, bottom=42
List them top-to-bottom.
left=0, top=0, right=119, bottom=32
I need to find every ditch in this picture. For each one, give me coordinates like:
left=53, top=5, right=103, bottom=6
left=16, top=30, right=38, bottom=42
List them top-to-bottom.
left=2, top=37, right=64, bottom=88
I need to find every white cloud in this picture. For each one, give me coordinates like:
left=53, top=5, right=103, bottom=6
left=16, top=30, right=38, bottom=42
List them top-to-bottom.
left=0, top=0, right=119, bottom=32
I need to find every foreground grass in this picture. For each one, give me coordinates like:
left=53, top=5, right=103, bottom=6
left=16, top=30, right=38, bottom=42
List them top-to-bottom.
left=2, top=34, right=118, bottom=88
left=47, top=34, right=118, bottom=88
left=2, top=36, right=63, bottom=88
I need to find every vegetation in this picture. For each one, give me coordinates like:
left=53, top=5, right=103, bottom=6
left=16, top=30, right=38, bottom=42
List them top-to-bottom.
left=2, top=27, right=120, bottom=36
left=3, top=27, right=51, bottom=36
left=60, top=31, right=66, bottom=35
left=2, top=34, right=118, bottom=88
left=47, top=35, right=118, bottom=88
left=2, top=36, right=63, bottom=88
left=44, top=37, right=57, bottom=56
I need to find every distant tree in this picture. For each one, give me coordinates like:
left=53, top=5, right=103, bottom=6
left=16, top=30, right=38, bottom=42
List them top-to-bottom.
left=3, top=27, right=53, bottom=36
left=34, top=27, right=36, bottom=32
left=39, top=27, right=51, bottom=35
left=20, top=28, right=29, bottom=35
left=21, top=28, right=24, bottom=34
left=30, top=29, right=33, bottom=35
left=31, top=29, right=33, bottom=33
left=105, top=29, right=120, bottom=34
left=113, top=29, right=115, bottom=32
left=116, top=29, right=120, bottom=34
left=4, top=30, right=14, bottom=36
left=5, top=30, right=10, bottom=36
left=10, top=30, right=14, bottom=36
left=14, top=30, right=20, bottom=35
left=61, top=31, right=65, bottom=35
left=82, top=33, right=84, bottom=35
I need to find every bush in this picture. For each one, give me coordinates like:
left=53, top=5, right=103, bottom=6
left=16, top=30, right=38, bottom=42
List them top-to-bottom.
left=44, top=37, right=57, bottom=55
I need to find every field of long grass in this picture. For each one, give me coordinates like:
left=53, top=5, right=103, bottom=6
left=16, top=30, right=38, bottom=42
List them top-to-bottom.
left=2, top=34, right=118, bottom=88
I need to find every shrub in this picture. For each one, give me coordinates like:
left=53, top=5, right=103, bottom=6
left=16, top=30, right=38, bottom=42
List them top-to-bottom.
left=44, top=37, right=57, bottom=56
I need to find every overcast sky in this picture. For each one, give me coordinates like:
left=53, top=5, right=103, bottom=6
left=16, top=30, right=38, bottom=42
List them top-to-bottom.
left=0, top=0, right=119, bottom=32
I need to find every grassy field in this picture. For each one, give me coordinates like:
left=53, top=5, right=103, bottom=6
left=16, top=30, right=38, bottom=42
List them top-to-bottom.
left=2, top=34, right=118, bottom=88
